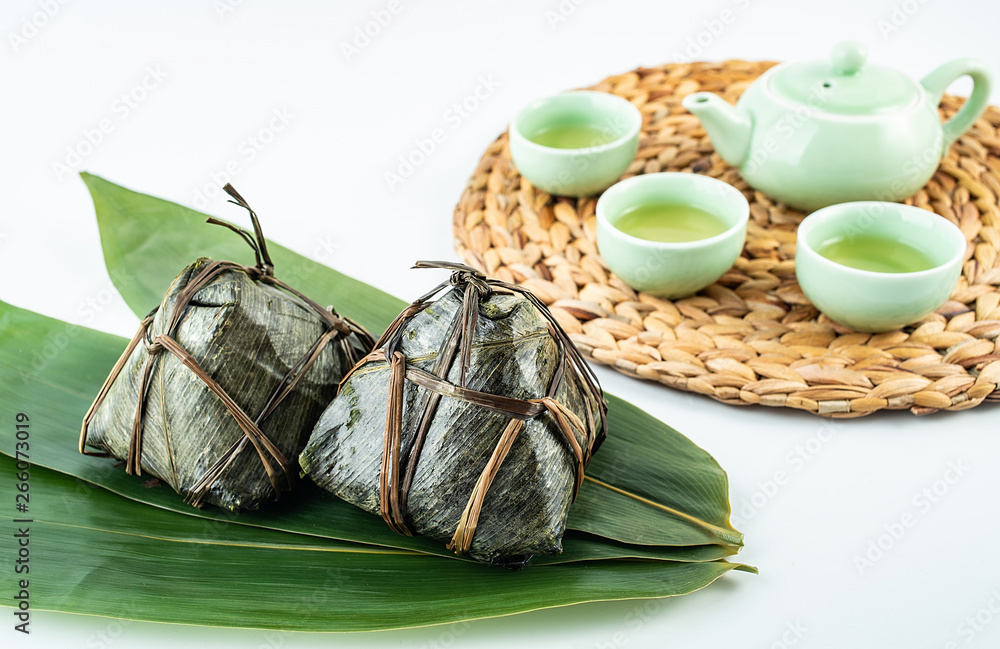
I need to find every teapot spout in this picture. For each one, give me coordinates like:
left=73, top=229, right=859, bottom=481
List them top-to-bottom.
left=682, top=92, right=752, bottom=168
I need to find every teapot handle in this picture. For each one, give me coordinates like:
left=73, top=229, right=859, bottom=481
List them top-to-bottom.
left=921, top=58, right=992, bottom=156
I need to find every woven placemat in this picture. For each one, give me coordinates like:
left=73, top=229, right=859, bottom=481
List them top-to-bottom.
left=452, top=61, right=1000, bottom=418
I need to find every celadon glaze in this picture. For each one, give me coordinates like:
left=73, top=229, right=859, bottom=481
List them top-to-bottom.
left=682, top=41, right=992, bottom=211
left=509, top=91, right=641, bottom=197
left=596, top=173, right=749, bottom=299
left=795, top=202, right=966, bottom=332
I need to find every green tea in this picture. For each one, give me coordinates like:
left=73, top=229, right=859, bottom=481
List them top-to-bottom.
left=529, top=124, right=610, bottom=149
left=613, top=203, right=729, bottom=243
left=815, top=234, right=936, bottom=273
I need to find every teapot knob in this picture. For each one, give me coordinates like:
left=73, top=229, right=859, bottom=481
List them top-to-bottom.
left=831, top=40, right=868, bottom=76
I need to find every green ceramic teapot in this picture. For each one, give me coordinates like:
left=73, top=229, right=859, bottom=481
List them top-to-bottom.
left=682, top=41, right=992, bottom=211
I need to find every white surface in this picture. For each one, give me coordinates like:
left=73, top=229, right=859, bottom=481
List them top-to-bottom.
left=4, top=1, right=1000, bottom=647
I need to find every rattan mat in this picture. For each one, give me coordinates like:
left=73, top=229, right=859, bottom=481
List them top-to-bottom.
left=452, top=61, right=1000, bottom=418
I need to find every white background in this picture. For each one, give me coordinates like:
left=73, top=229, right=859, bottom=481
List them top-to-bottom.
left=4, top=1, right=1000, bottom=648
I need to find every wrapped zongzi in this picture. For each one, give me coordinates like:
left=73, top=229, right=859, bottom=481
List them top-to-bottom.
left=80, top=185, right=374, bottom=511
left=300, top=261, right=606, bottom=567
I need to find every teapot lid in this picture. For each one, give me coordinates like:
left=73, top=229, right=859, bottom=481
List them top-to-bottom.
left=769, top=41, right=920, bottom=114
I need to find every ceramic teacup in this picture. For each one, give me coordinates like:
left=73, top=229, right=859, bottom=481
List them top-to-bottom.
left=509, top=91, right=641, bottom=197
left=596, top=173, right=750, bottom=299
left=795, top=202, right=966, bottom=332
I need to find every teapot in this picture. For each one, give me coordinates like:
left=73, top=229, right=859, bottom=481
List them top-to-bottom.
left=682, top=41, right=991, bottom=211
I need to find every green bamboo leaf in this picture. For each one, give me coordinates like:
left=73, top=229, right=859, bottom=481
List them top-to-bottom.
left=82, top=172, right=402, bottom=335
left=79, top=173, right=743, bottom=549
left=0, top=299, right=736, bottom=565
left=0, top=310, right=724, bottom=569
left=575, top=397, right=745, bottom=547
left=13, top=457, right=413, bottom=556
left=1, top=458, right=751, bottom=632
left=539, top=534, right=735, bottom=564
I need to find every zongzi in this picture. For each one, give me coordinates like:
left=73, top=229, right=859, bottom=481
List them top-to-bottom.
left=80, top=185, right=374, bottom=511
left=300, top=261, right=606, bottom=567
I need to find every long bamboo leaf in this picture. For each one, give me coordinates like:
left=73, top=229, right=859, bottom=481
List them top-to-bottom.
left=79, top=173, right=743, bottom=548
left=83, top=173, right=400, bottom=335
left=0, top=299, right=737, bottom=563
left=3, top=443, right=730, bottom=565
left=0, top=458, right=750, bottom=632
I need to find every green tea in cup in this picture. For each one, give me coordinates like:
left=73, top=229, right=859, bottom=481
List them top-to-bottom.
left=509, top=91, right=642, bottom=196
left=528, top=124, right=610, bottom=149
left=595, top=172, right=750, bottom=299
left=795, top=201, right=966, bottom=332
left=613, top=203, right=729, bottom=243
left=814, top=234, right=936, bottom=273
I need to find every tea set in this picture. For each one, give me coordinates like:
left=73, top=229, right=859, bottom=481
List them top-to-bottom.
left=508, top=41, right=992, bottom=332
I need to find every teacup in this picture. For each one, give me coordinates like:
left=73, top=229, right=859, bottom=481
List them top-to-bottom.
left=509, top=91, right=641, bottom=197
left=596, top=173, right=750, bottom=299
left=795, top=202, right=966, bottom=332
